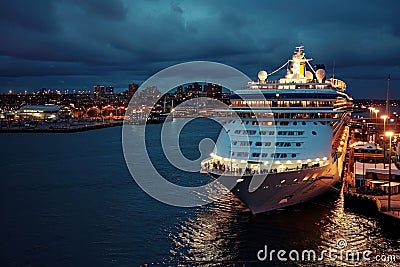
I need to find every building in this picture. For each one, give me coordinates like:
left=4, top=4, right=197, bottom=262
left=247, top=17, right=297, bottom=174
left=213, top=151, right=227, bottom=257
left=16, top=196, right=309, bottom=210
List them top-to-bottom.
left=184, top=82, right=202, bottom=93
left=128, top=83, right=139, bottom=97
left=204, top=83, right=222, bottom=98
left=93, top=85, right=114, bottom=97
left=18, top=105, right=71, bottom=120
left=355, top=162, right=400, bottom=194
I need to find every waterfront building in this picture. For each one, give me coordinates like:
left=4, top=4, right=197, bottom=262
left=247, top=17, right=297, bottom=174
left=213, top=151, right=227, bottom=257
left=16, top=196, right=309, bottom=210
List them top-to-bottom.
left=18, top=105, right=71, bottom=120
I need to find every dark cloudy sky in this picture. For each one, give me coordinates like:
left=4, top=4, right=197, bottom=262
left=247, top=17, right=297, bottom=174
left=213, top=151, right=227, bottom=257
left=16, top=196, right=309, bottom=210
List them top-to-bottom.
left=0, top=0, right=399, bottom=98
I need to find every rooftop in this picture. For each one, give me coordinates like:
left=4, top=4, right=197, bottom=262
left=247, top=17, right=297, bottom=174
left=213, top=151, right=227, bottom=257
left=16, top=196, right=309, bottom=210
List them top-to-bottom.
left=18, top=105, right=66, bottom=112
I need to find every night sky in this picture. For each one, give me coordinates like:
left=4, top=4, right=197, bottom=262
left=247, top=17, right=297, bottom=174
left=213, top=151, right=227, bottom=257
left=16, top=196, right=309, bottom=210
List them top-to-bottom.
left=0, top=0, right=399, bottom=99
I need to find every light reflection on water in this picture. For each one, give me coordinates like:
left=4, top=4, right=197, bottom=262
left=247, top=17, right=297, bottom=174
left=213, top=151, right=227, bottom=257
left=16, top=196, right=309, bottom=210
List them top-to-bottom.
left=169, top=185, right=399, bottom=266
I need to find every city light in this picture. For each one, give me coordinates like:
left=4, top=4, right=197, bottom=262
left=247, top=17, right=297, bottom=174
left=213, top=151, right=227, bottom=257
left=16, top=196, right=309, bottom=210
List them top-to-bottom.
left=374, top=109, right=379, bottom=122
left=385, top=131, right=393, bottom=137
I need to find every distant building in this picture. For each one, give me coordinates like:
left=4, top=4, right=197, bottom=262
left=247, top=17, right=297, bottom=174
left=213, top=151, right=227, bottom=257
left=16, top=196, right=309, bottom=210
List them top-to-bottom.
left=184, top=82, right=202, bottom=93
left=127, top=83, right=139, bottom=98
left=204, top=83, right=222, bottom=98
left=93, top=85, right=114, bottom=97
left=93, top=85, right=104, bottom=96
left=18, top=105, right=71, bottom=120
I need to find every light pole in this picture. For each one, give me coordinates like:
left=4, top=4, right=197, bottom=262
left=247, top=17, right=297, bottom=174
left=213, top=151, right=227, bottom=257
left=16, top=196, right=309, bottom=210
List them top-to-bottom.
left=369, top=107, right=375, bottom=122
left=373, top=109, right=379, bottom=144
left=374, top=109, right=379, bottom=124
left=381, top=115, right=388, bottom=168
left=385, top=131, right=393, bottom=212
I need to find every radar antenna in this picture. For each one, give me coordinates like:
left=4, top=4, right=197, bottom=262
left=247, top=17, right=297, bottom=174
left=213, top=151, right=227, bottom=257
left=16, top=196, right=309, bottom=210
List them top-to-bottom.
left=295, top=45, right=305, bottom=54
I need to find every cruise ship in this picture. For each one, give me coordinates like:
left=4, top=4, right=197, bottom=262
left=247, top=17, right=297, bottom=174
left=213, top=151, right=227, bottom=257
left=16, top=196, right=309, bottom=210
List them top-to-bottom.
left=201, top=46, right=353, bottom=214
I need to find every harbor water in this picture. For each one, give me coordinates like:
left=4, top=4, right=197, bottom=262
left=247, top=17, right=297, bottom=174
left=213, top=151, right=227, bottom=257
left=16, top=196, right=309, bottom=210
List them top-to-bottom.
left=0, top=119, right=399, bottom=266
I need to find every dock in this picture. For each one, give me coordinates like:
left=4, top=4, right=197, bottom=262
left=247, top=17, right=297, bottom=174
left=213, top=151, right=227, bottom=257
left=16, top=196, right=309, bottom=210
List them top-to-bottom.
left=343, top=116, right=400, bottom=226
left=0, top=120, right=123, bottom=133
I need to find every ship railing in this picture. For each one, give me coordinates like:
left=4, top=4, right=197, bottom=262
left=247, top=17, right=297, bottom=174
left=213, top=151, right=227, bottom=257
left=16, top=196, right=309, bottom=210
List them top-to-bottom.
left=242, top=81, right=339, bottom=90
left=201, top=161, right=329, bottom=176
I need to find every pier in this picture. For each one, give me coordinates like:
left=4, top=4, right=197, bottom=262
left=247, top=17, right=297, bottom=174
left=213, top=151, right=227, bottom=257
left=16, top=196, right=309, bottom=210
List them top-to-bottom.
left=344, top=113, right=400, bottom=226
left=0, top=120, right=123, bottom=133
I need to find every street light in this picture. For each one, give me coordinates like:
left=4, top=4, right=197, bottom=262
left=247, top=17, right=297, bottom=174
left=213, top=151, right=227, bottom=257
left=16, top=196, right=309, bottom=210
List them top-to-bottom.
left=369, top=107, right=375, bottom=121
left=374, top=109, right=379, bottom=123
left=381, top=115, right=388, bottom=168
left=385, top=131, right=394, bottom=211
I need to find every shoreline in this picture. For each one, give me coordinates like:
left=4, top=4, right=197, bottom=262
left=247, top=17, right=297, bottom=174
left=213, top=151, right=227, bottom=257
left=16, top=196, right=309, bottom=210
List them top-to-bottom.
left=0, top=121, right=123, bottom=133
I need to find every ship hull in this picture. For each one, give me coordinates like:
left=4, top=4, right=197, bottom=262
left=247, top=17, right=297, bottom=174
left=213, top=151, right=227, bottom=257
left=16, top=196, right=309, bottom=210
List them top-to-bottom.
left=209, top=163, right=340, bottom=214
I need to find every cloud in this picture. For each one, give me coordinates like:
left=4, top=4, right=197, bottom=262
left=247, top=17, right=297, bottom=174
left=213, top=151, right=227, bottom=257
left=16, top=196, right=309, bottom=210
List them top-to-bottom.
left=0, top=0, right=399, bottom=98
left=0, top=0, right=60, bottom=34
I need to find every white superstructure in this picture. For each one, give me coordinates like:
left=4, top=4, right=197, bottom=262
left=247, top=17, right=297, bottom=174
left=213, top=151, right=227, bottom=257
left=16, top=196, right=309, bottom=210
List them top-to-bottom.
left=201, top=46, right=352, bottom=214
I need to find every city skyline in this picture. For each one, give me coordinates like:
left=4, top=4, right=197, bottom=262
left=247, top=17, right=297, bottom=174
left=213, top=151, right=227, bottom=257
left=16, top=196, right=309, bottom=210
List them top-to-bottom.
left=0, top=0, right=399, bottom=99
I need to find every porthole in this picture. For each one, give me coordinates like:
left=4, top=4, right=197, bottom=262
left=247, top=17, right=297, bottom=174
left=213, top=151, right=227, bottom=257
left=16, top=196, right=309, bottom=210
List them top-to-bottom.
left=312, top=131, right=317, bottom=135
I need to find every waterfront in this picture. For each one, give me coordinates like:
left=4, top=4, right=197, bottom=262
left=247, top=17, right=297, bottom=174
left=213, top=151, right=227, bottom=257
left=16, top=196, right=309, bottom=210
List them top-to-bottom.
left=0, top=121, right=399, bottom=266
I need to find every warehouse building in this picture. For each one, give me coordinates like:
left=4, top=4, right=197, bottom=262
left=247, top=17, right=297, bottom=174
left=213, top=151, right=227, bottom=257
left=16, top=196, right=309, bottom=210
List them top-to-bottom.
left=18, top=105, right=71, bottom=120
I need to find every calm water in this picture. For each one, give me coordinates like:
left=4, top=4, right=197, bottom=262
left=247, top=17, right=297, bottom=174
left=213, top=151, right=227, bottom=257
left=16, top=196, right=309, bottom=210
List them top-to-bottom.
left=0, top=120, right=399, bottom=267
